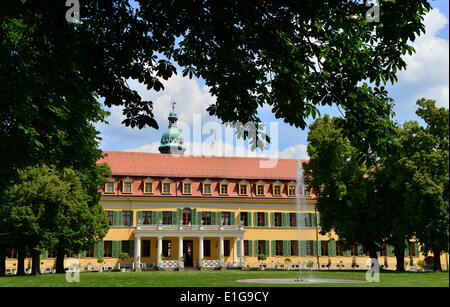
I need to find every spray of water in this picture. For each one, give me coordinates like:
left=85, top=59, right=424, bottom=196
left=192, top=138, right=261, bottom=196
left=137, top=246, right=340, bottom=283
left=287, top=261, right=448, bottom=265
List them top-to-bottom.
left=296, top=158, right=305, bottom=282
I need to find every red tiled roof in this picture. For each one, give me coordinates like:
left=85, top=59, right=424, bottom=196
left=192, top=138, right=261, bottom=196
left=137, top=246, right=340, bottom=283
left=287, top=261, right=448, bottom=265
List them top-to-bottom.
left=98, top=151, right=307, bottom=180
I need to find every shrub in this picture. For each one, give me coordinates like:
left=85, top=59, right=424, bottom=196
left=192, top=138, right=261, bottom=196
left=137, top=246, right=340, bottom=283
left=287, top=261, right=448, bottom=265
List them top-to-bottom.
left=119, top=253, right=129, bottom=261
left=257, top=254, right=267, bottom=261
left=97, top=258, right=104, bottom=263
left=284, top=258, right=292, bottom=263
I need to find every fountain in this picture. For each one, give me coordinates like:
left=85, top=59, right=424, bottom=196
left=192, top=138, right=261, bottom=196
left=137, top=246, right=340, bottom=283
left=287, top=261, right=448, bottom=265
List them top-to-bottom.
left=295, top=158, right=306, bottom=283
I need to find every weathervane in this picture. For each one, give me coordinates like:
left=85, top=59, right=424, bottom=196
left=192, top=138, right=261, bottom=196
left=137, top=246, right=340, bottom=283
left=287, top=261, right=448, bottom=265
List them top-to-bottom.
left=171, top=101, right=176, bottom=111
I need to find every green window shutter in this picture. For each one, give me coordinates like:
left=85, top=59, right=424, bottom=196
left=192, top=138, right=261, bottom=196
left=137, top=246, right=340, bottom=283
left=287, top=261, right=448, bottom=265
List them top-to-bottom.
left=176, top=208, right=182, bottom=225
left=192, top=208, right=197, bottom=225
left=112, top=211, right=118, bottom=226
left=118, top=211, right=123, bottom=226
left=130, top=211, right=134, bottom=226
left=137, top=211, right=142, bottom=225
left=158, top=211, right=163, bottom=224
left=211, top=212, right=216, bottom=225
left=230, top=212, right=235, bottom=225
left=247, top=212, right=252, bottom=227
left=253, top=212, right=258, bottom=227
left=264, top=213, right=268, bottom=227
left=270, top=213, right=275, bottom=227
left=281, top=213, right=286, bottom=227
left=296, top=213, right=301, bottom=227
left=299, top=213, right=305, bottom=228
left=316, top=213, right=320, bottom=227
left=312, top=214, right=317, bottom=227
left=237, top=239, right=241, bottom=256
left=129, top=240, right=134, bottom=257
left=248, top=240, right=253, bottom=257
left=254, top=240, right=258, bottom=256
left=265, top=240, right=270, bottom=256
left=328, top=240, right=336, bottom=257
left=94, top=241, right=104, bottom=258
left=112, top=241, right=118, bottom=258
left=271, top=241, right=276, bottom=256
left=282, top=241, right=287, bottom=256
left=300, top=241, right=306, bottom=257
left=313, top=241, right=318, bottom=256
left=317, top=241, right=322, bottom=256
left=414, top=242, right=419, bottom=257
left=405, top=243, right=410, bottom=257
left=358, top=245, right=364, bottom=256
left=387, top=245, right=395, bottom=257
left=344, top=247, right=351, bottom=257
left=42, top=250, right=48, bottom=259
left=80, top=250, right=86, bottom=258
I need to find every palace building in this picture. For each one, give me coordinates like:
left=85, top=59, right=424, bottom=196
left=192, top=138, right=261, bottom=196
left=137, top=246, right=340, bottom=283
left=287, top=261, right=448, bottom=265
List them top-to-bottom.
left=5, top=106, right=439, bottom=274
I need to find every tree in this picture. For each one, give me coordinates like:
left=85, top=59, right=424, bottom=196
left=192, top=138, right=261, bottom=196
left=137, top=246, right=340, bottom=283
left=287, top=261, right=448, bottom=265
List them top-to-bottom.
left=1, top=0, right=432, bottom=182
left=400, top=99, right=449, bottom=271
left=303, top=115, right=390, bottom=266
left=0, top=164, right=111, bottom=275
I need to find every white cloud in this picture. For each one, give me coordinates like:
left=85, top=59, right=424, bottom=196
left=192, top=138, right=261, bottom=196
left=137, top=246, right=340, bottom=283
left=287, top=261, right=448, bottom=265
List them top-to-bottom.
left=398, top=8, right=449, bottom=107
left=125, top=140, right=309, bottom=160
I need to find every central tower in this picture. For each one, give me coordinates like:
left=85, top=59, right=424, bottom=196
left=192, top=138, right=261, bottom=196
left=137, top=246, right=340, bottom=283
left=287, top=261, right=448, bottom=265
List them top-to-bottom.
left=158, top=102, right=186, bottom=155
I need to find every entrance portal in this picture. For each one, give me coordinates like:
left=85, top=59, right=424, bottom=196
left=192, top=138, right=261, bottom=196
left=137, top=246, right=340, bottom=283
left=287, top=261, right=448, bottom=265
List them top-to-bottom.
left=183, top=240, right=194, bottom=267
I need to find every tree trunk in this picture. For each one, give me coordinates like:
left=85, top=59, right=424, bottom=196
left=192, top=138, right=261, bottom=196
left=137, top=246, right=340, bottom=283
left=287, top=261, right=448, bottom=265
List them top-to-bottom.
left=394, top=244, right=406, bottom=272
left=17, top=247, right=25, bottom=276
left=433, top=248, right=442, bottom=272
left=0, top=249, right=6, bottom=276
left=55, top=249, right=65, bottom=274
left=31, top=250, right=41, bottom=276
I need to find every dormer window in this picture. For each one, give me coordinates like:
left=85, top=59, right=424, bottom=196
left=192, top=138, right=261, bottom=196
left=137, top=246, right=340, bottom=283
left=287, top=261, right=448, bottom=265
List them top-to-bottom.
left=122, top=177, right=133, bottom=194
left=143, top=178, right=154, bottom=194
left=161, top=178, right=172, bottom=195
left=182, top=178, right=192, bottom=195
left=105, top=179, right=115, bottom=194
left=202, top=179, right=212, bottom=195
left=219, top=180, right=229, bottom=195
left=238, top=180, right=249, bottom=196
left=255, top=180, right=265, bottom=196
left=272, top=181, right=282, bottom=197
left=288, top=181, right=296, bottom=197
left=303, top=186, right=311, bottom=196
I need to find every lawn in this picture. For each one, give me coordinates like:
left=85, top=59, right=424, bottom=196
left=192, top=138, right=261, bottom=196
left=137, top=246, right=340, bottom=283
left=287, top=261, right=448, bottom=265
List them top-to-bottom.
left=0, top=270, right=448, bottom=287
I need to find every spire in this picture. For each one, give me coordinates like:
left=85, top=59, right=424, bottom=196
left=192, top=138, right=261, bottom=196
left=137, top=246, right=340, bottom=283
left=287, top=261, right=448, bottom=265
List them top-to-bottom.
left=158, top=102, right=186, bottom=154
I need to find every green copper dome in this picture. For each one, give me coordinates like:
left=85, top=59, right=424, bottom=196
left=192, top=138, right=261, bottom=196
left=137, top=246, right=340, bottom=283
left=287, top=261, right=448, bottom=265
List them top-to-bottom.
left=158, top=103, right=186, bottom=154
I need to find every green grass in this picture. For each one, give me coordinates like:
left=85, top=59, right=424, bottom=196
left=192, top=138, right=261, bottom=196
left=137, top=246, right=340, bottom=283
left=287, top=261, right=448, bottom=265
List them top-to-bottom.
left=0, top=270, right=448, bottom=287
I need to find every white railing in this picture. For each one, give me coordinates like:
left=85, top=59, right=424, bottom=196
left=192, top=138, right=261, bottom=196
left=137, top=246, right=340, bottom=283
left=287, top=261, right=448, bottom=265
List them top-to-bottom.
left=137, top=224, right=243, bottom=231
left=158, top=260, right=181, bottom=269
left=201, top=260, right=221, bottom=268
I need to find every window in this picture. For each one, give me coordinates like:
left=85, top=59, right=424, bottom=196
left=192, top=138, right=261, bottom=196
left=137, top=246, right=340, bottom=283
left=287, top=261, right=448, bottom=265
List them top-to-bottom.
left=122, top=178, right=133, bottom=193
left=182, top=179, right=192, bottom=195
left=238, top=181, right=248, bottom=196
left=255, top=181, right=265, bottom=196
left=105, top=182, right=115, bottom=193
left=144, top=182, right=153, bottom=193
left=162, top=182, right=171, bottom=194
left=202, top=182, right=212, bottom=195
left=220, top=182, right=229, bottom=195
left=272, top=182, right=282, bottom=196
left=288, top=184, right=296, bottom=196
left=303, top=186, right=311, bottom=196
left=182, top=208, right=192, bottom=225
left=107, top=211, right=113, bottom=226
left=122, top=211, right=132, bottom=226
left=142, top=211, right=152, bottom=225
left=162, top=211, right=172, bottom=225
left=202, top=212, right=211, bottom=225
left=221, top=212, right=231, bottom=225
left=240, top=212, right=248, bottom=226
left=257, top=212, right=265, bottom=227
left=274, top=213, right=282, bottom=227
left=289, top=213, right=297, bottom=227
left=304, top=213, right=312, bottom=227
left=142, top=240, right=151, bottom=257
left=163, top=240, right=171, bottom=257
left=204, top=240, right=211, bottom=257
left=224, top=240, right=230, bottom=257
left=104, top=241, right=112, bottom=257
left=122, top=241, right=130, bottom=255
left=244, top=241, right=250, bottom=256
left=258, top=241, right=266, bottom=255
left=276, top=241, right=283, bottom=256
left=291, top=241, right=298, bottom=256
left=306, top=241, right=314, bottom=256
left=321, top=241, right=329, bottom=256
left=408, top=242, right=416, bottom=257
left=336, top=243, right=344, bottom=256
left=380, top=244, right=387, bottom=257
left=351, top=245, right=358, bottom=256
left=85, top=246, right=94, bottom=258
left=7, top=248, right=17, bottom=259
left=66, top=251, right=74, bottom=258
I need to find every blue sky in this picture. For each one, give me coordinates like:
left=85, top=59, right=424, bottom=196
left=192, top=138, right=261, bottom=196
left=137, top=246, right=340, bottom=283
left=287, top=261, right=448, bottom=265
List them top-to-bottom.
left=96, top=1, right=449, bottom=159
